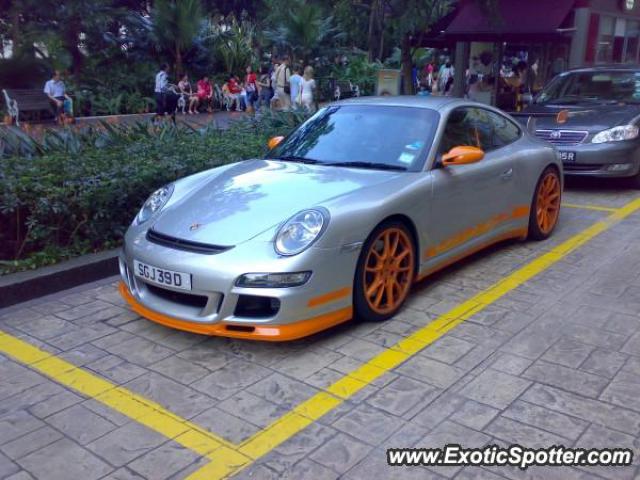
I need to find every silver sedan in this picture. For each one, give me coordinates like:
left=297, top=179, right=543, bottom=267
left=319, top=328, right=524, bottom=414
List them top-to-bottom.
left=119, top=97, right=562, bottom=341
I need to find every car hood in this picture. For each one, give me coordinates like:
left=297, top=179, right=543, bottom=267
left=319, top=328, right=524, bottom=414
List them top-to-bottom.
left=524, top=103, right=640, bottom=132
left=151, top=159, right=403, bottom=245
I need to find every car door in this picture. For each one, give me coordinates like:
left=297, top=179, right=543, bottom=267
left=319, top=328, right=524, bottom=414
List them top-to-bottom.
left=425, top=107, right=519, bottom=264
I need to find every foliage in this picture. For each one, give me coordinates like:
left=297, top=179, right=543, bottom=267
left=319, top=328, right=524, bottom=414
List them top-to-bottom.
left=151, top=0, right=204, bottom=74
left=263, top=0, right=344, bottom=64
left=385, top=0, right=453, bottom=93
left=204, top=14, right=258, bottom=75
left=331, top=54, right=382, bottom=96
left=0, top=57, right=51, bottom=89
left=0, top=110, right=310, bottom=275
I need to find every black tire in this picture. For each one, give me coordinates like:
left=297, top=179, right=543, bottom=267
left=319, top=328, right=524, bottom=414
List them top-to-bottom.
left=528, top=166, right=562, bottom=241
left=627, top=172, right=640, bottom=189
left=354, top=221, right=416, bottom=322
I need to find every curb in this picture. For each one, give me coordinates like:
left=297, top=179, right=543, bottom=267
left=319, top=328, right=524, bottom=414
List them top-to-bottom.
left=0, top=249, right=120, bottom=308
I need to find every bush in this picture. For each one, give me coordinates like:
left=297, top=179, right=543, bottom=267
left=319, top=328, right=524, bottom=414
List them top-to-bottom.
left=0, top=110, right=310, bottom=275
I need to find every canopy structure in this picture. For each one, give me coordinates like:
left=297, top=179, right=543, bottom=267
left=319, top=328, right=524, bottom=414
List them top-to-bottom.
left=442, top=0, right=576, bottom=42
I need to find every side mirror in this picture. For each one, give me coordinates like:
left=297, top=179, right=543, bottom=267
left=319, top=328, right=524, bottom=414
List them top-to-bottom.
left=268, top=136, right=284, bottom=150
left=441, top=146, right=485, bottom=166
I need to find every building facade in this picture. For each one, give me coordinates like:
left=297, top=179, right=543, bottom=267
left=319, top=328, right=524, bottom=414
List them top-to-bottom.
left=573, top=0, right=640, bottom=66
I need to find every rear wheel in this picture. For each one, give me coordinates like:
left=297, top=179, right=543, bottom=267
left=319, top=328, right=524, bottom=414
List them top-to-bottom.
left=528, top=167, right=561, bottom=240
left=354, top=222, right=416, bottom=322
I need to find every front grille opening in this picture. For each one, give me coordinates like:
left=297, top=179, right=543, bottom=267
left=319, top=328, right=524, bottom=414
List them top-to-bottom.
left=535, top=129, right=588, bottom=146
left=564, top=164, right=604, bottom=172
left=146, top=229, right=233, bottom=255
left=145, top=283, right=208, bottom=309
left=234, top=295, right=280, bottom=318
left=225, top=325, right=256, bottom=333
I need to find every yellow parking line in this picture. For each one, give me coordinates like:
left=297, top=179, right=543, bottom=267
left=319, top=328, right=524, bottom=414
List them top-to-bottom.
left=2, top=197, right=640, bottom=480
left=188, top=197, right=640, bottom=478
left=562, top=202, right=618, bottom=213
left=0, top=332, right=244, bottom=464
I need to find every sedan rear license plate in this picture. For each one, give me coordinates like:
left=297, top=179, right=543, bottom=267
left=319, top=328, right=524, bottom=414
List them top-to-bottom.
left=559, top=151, right=576, bottom=162
left=133, top=260, right=192, bottom=291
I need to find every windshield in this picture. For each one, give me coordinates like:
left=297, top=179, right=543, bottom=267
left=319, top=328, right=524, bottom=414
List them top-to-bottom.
left=536, top=71, right=640, bottom=105
left=267, top=105, right=439, bottom=171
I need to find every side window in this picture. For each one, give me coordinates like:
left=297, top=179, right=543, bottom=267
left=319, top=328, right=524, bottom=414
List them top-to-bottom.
left=439, top=107, right=520, bottom=157
left=438, top=108, right=480, bottom=155
left=465, top=108, right=494, bottom=151
left=486, top=111, right=521, bottom=149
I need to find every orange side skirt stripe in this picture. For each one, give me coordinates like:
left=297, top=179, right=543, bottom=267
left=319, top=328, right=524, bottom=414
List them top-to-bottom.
left=424, top=205, right=529, bottom=259
left=417, top=227, right=528, bottom=282
left=118, top=282, right=352, bottom=342
left=307, top=287, right=352, bottom=308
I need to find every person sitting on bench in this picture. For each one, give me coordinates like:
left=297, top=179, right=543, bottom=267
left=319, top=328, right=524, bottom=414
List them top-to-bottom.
left=44, top=70, right=72, bottom=124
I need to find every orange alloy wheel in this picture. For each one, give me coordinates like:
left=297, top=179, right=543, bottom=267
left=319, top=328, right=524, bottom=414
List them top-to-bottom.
left=535, top=170, right=561, bottom=235
left=363, top=227, right=415, bottom=315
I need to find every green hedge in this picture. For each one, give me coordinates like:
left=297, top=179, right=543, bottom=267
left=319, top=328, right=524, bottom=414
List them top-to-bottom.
left=0, top=111, right=309, bottom=275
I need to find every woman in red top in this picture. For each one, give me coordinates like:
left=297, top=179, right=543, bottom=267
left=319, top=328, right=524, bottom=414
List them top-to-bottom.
left=244, top=65, right=258, bottom=111
left=196, top=76, right=213, bottom=113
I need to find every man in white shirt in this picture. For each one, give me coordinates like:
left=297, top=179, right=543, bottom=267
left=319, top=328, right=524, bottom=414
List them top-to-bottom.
left=274, top=56, right=291, bottom=110
left=154, top=64, right=170, bottom=116
left=43, top=70, right=72, bottom=123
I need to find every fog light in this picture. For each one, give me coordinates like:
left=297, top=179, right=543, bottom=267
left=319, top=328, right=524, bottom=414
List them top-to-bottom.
left=607, top=164, right=632, bottom=172
left=236, top=272, right=311, bottom=288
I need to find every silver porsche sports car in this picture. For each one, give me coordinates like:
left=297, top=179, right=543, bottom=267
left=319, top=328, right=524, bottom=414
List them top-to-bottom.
left=119, top=97, right=562, bottom=341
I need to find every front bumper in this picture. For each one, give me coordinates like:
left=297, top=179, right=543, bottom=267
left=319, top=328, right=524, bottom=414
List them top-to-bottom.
left=559, top=141, right=640, bottom=178
left=118, top=228, right=359, bottom=341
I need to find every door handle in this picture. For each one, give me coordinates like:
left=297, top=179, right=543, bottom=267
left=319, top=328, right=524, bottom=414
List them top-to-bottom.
left=500, top=168, right=513, bottom=179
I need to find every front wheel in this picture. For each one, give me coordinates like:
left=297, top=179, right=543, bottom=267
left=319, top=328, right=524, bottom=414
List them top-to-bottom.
left=528, top=167, right=562, bottom=240
left=354, top=222, right=416, bottom=322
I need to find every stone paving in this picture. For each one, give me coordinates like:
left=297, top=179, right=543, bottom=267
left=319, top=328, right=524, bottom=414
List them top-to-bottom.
left=1, top=184, right=640, bottom=480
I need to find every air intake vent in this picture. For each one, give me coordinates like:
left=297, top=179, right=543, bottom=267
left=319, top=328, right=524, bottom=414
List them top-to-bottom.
left=146, top=229, right=233, bottom=255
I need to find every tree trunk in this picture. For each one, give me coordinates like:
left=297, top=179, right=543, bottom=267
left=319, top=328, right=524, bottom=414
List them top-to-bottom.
left=367, top=0, right=376, bottom=62
left=367, top=0, right=384, bottom=62
left=377, top=0, right=385, bottom=61
left=10, top=4, right=20, bottom=55
left=65, top=28, right=84, bottom=75
left=401, top=34, right=414, bottom=95
left=175, top=44, right=183, bottom=77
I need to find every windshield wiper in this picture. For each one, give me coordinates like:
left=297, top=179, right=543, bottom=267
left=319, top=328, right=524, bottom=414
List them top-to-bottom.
left=272, top=155, right=324, bottom=164
left=327, top=161, right=407, bottom=171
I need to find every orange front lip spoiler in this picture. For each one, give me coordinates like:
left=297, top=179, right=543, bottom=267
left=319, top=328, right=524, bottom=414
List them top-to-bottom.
left=118, top=282, right=352, bottom=342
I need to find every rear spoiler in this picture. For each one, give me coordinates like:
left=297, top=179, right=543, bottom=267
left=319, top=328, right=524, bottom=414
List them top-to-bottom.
left=509, top=110, right=571, bottom=134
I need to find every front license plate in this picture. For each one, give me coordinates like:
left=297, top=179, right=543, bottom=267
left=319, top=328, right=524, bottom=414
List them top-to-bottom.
left=559, top=151, right=576, bottom=162
left=133, top=260, right=192, bottom=291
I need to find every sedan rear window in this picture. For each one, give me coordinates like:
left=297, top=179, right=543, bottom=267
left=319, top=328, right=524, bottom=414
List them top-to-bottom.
left=268, top=105, right=440, bottom=171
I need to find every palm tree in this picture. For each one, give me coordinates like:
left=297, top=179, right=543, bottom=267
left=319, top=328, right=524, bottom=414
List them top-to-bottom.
left=151, top=0, right=203, bottom=75
left=264, top=0, right=342, bottom=64
left=204, top=14, right=257, bottom=74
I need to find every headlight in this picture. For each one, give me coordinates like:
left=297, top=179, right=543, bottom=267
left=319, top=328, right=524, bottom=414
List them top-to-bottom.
left=592, top=125, right=639, bottom=144
left=134, top=184, right=174, bottom=225
left=274, top=209, right=327, bottom=256
left=236, top=272, right=312, bottom=288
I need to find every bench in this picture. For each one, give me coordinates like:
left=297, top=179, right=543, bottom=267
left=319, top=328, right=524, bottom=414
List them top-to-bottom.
left=333, top=80, right=360, bottom=101
left=2, top=89, right=54, bottom=126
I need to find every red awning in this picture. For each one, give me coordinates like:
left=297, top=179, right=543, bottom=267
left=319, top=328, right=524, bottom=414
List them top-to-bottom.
left=444, top=0, right=576, bottom=41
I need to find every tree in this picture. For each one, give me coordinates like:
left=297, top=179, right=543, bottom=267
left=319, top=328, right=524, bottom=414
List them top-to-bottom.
left=151, top=0, right=203, bottom=75
left=263, top=0, right=344, bottom=64
left=386, top=0, right=452, bottom=94
left=204, top=13, right=257, bottom=74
